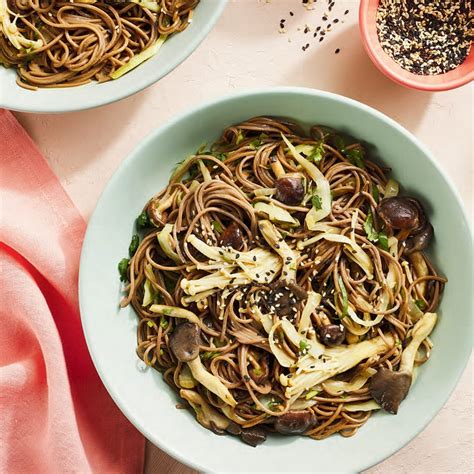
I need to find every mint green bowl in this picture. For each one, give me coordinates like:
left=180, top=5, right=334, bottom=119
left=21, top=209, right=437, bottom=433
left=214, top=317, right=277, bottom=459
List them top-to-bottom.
left=0, top=0, right=227, bottom=113
left=79, top=88, right=473, bottom=473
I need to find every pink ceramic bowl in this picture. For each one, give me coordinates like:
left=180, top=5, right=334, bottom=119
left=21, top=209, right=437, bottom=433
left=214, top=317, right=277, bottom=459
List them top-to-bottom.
left=359, top=0, right=474, bottom=91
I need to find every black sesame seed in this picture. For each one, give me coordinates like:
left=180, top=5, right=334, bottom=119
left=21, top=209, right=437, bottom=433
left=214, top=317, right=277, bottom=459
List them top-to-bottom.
left=335, top=48, right=340, bottom=54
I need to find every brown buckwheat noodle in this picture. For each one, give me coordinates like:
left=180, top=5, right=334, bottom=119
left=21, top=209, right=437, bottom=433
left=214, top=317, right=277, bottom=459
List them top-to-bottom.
left=0, top=0, right=198, bottom=89
left=120, top=117, right=445, bottom=445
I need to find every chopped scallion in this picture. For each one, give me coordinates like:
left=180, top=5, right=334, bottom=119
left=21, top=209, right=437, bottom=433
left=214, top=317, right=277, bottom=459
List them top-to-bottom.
left=307, top=142, right=325, bottom=163
left=344, top=146, right=365, bottom=169
left=371, top=184, right=380, bottom=203
left=311, top=194, right=323, bottom=210
left=363, top=210, right=378, bottom=242
left=136, top=211, right=150, bottom=229
left=211, top=220, right=224, bottom=233
left=378, top=230, right=389, bottom=251
left=129, top=234, right=139, bottom=257
left=118, top=258, right=129, bottom=282
left=338, top=276, right=348, bottom=317
left=415, top=299, right=427, bottom=311
left=299, top=340, right=309, bottom=352
left=305, top=390, right=319, bottom=400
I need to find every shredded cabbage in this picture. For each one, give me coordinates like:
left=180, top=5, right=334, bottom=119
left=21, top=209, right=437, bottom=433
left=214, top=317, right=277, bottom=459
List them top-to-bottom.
left=0, top=0, right=43, bottom=50
left=131, top=0, right=160, bottom=12
left=110, top=35, right=166, bottom=79
left=281, top=134, right=331, bottom=228
left=198, top=160, right=212, bottom=182
left=384, top=178, right=399, bottom=198
left=254, top=202, right=299, bottom=225
left=258, top=220, right=299, bottom=282
left=157, top=224, right=181, bottom=263
left=299, top=231, right=374, bottom=280
left=181, top=235, right=281, bottom=296
left=143, top=279, right=156, bottom=306
left=298, top=291, right=321, bottom=333
left=149, top=304, right=204, bottom=328
left=252, top=304, right=273, bottom=333
left=400, top=312, right=437, bottom=373
left=280, top=318, right=325, bottom=358
left=269, top=321, right=295, bottom=368
left=284, top=334, right=394, bottom=399
left=187, top=357, right=237, bottom=407
left=322, top=368, right=376, bottom=396
left=290, top=397, right=317, bottom=410
left=344, top=400, right=381, bottom=412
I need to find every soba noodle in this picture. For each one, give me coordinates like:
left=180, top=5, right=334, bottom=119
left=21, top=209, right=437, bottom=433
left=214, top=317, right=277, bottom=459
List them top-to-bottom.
left=0, top=0, right=198, bottom=89
left=119, top=117, right=445, bottom=445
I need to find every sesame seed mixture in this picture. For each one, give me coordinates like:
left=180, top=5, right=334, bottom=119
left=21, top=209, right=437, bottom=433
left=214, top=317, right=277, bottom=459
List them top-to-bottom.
left=377, top=0, right=472, bottom=75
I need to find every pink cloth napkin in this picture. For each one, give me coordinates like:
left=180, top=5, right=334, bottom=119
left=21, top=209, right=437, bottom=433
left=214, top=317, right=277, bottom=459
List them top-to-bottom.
left=0, top=110, right=145, bottom=473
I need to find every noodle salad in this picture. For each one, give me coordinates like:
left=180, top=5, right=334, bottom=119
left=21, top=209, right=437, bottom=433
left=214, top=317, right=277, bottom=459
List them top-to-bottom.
left=0, top=0, right=198, bottom=89
left=118, top=117, right=445, bottom=446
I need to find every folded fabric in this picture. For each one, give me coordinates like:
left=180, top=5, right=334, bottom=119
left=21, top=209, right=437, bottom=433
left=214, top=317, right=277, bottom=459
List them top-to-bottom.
left=0, top=109, right=144, bottom=473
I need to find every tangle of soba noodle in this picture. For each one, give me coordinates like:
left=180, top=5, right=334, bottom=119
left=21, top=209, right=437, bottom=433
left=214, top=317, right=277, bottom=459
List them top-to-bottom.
left=0, top=0, right=198, bottom=89
left=119, top=117, right=445, bottom=446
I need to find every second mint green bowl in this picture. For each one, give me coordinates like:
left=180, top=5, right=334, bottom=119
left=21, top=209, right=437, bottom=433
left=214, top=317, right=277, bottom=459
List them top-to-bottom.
left=79, top=87, right=473, bottom=473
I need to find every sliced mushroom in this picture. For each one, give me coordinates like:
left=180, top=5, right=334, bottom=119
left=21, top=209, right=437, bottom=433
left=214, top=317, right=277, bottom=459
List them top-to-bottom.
left=275, top=175, right=305, bottom=206
left=377, top=197, right=420, bottom=231
left=405, top=197, right=427, bottom=233
left=147, top=199, right=167, bottom=227
left=219, top=222, right=244, bottom=250
left=404, top=222, right=434, bottom=255
left=263, top=280, right=308, bottom=317
left=316, top=312, right=346, bottom=346
left=369, top=312, right=437, bottom=414
left=169, top=322, right=200, bottom=362
left=320, top=324, right=346, bottom=346
left=369, top=368, right=412, bottom=414
left=180, top=389, right=230, bottom=433
left=274, top=410, right=318, bottom=435
left=225, top=421, right=242, bottom=436
left=240, top=426, right=267, bottom=447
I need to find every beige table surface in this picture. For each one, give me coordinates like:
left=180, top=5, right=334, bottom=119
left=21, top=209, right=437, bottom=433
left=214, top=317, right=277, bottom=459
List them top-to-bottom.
left=14, top=1, right=473, bottom=472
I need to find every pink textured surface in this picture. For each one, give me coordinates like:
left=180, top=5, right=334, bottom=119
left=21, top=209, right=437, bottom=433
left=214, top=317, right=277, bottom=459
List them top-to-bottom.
left=13, top=1, right=473, bottom=472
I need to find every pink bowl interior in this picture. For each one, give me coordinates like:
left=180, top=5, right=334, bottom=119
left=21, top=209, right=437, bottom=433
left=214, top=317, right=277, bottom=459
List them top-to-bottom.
left=359, top=0, right=474, bottom=91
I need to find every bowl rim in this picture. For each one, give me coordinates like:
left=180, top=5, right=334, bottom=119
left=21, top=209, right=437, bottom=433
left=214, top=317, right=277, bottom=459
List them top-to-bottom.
left=0, top=0, right=227, bottom=114
left=358, top=0, right=474, bottom=92
left=79, top=86, right=473, bottom=472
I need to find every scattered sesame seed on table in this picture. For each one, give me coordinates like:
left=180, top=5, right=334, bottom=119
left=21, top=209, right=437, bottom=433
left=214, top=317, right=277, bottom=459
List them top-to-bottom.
left=275, top=0, right=349, bottom=52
